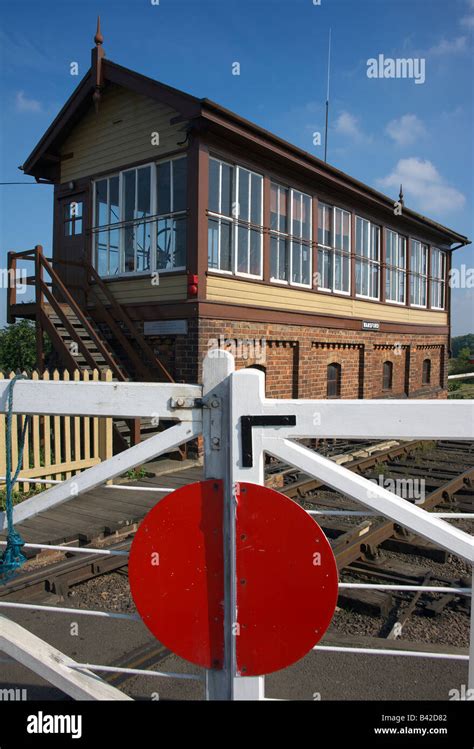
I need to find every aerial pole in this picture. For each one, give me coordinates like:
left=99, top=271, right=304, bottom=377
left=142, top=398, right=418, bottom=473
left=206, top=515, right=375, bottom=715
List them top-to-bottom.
left=324, top=28, right=332, bottom=163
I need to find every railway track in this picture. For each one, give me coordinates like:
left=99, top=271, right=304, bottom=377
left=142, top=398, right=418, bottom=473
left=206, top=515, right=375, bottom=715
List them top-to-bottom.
left=1, top=438, right=472, bottom=689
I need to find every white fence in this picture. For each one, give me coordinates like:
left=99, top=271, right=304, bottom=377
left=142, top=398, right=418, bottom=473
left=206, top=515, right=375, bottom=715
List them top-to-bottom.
left=0, top=351, right=473, bottom=701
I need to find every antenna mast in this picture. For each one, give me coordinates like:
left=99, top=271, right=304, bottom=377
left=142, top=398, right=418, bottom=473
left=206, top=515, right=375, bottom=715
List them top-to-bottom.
left=324, top=28, right=332, bottom=163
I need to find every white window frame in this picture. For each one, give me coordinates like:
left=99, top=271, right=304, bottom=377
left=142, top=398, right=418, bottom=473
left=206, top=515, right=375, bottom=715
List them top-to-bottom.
left=92, top=156, right=187, bottom=279
left=155, top=156, right=187, bottom=273
left=208, top=158, right=264, bottom=280
left=269, top=183, right=290, bottom=285
left=289, top=189, right=312, bottom=289
left=317, top=202, right=351, bottom=296
left=355, top=216, right=380, bottom=301
left=385, top=229, right=407, bottom=306
left=410, top=240, right=428, bottom=308
left=430, top=248, right=446, bottom=311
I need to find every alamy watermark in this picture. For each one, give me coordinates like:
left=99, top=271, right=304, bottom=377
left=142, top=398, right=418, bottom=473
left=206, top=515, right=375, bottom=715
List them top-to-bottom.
left=367, top=54, right=425, bottom=85
left=207, top=336, right=267, bottom=365
left=367, top=474, right=426, bottom=504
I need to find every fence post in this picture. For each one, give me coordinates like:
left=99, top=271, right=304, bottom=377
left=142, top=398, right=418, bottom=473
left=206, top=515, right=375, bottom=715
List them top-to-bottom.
left=203, top=351, right=234, bottom=700
left=203, top=353, right=265, bottom=700
left=228, top=364, right=266, bottom=700
left=98, top=370, right=113, bottom=466
left=0, top=373, right=5, bottom=490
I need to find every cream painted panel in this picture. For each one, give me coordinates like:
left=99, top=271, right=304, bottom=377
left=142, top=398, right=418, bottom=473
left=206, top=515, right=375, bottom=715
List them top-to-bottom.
left=60, top=84, right=187, bottom=182
left=90, top=275, right=187, bottom=306
left=206, top=275, right=448, bottom=326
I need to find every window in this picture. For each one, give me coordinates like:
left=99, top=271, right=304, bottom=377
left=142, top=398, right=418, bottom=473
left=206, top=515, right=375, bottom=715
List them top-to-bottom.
left=93, top=157, right=187, bottom=277
left=156, top=158, right=187, bottom=271
left=208, top=158, right=263, bottom=277
left=122, top=165, right=152, bottom=272
left=269, top=183, right=311, bottom=286
left=270, top=183, right=289, bottom=282
left=290, top=189, right=312, bottom=286
left=64, top=201, right=83, bottom=237
left=317, top=203, right=351, bottom=294
left=355, top=216, right=380, bottom=299
left=385, top=230, right=407, bottom=304
left=410, top=240, right=428, bottom=307
left=430, top=248, right=446, bottom=310
left=422, top=358, right=431, bottom=385
left=383, top=361, right=393, bottom=390
left=327, top=362, right=341, bottom=398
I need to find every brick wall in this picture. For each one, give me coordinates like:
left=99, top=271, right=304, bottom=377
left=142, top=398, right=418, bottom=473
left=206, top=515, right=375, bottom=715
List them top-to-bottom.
left=193, top=319, right=448, bottom=400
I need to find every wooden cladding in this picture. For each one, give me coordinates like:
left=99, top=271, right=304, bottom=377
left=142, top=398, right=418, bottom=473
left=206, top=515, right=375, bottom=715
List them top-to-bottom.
left=59, top=84, right=188, bottom=182
left=206, top=274, right=448, bottom=327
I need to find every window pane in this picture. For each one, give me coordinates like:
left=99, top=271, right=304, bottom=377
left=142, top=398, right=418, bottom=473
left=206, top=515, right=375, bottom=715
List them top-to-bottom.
left=173, top=158, right=187, bottom=212
left=209, top=159, right=220, bottom=214
left=157, top=161, right=171, bottom=215
left=221, top=163, right=233, bottom=217
left=137, top=167, right=151, bottom=219
left=238, top=169, right=250, bottom=222
left=124, top=170, right=136, bottom=223
left=250, top=173, right=262, bottom=225
left=109, top=177, right=119, bottom=224
left=96, top=180, right=108, bottom=227
left=270, top=184, right=278, bottom=230
left=279, top=187, right=288, bottom=233
left=292, top=193, right=302, bottom=237
left=302, top=195, right=311, bottom=240
left=318, top=204, right=331, bottom=246
left=335, top=208, right=342, bottom=250
left=174, top=217, right=186, bottom=268
left=208, top=218, right=219, bottom=269
left=73, top=219, right=83, bottom=235
left=220, top=221, right=232, bottom=271
left=237, top=225, right=248, bottom=273
left=370, top=225, right=380, bottom=261
left=109, top=229, right=119, bottom=275
left=249, top=230, right=261, bottom=275
left=96, top=233, right=108, bottom=276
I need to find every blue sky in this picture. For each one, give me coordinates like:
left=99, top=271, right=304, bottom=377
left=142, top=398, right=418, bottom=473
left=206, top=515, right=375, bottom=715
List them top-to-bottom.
left=0, top=0, right=473, bottom=334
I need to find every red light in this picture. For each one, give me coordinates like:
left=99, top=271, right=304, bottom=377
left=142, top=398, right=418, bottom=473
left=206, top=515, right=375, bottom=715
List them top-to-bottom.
left=187, top=273, right=198, bottom=298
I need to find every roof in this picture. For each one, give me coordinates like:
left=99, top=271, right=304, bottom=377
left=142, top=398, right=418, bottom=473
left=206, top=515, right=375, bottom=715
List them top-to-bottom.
left=22, top=57, right=470, bottom=248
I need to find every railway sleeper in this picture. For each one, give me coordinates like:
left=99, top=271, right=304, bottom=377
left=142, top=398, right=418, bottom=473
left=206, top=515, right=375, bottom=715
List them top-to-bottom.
left=338, top=589, right=393, bottom=618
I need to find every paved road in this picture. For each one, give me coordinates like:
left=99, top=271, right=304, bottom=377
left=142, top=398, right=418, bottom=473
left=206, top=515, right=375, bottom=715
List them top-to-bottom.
left=0, top=607, right=467, bottom=701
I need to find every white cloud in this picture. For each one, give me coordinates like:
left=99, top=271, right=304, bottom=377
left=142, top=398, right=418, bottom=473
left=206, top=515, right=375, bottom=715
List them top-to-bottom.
left=461, top=0, right=474, bottom=30
left=428, top=36, right=468, bottom=55
left=15, top=90, right=42, bottom=113
left=334, top=111, right=371, bottom=144
left=385, top=114, right=427, bottom=146
left=378, top=158, right=466, bottom=213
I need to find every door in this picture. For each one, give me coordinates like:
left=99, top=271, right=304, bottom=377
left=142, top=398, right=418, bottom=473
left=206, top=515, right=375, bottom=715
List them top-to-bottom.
left=54, top=187, right=90, bottom=308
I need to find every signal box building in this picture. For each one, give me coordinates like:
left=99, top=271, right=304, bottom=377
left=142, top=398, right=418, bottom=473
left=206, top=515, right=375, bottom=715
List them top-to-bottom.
left=8, top=24, right=470, bottom=407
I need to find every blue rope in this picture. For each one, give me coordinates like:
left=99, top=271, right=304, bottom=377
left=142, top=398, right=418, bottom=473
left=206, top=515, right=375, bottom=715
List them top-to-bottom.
left=0, top=375, right=30, bottom=582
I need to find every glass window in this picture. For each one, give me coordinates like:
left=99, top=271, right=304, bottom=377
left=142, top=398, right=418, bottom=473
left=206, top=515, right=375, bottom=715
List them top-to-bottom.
left=92, top=157, right=187, bottom=276
left=207, top=158, right=263, bottom=277
left=270, top=185, right=312, bottom=287
left=63, top=200, right=83, bottom=237
left=317, top=203, right=351, bottom=294
left=355, top=216, right=380, bottom=299
left=385, top=230, right=407, bottom=304
left=410, top=240, right=428, bottom=307
left=430, top=248, right=446, bottom=310
left=327, top=363, right=341, bottom=398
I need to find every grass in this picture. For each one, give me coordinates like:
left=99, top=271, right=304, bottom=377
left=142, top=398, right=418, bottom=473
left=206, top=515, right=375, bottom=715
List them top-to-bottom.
left=448, top=381, right=474, bottom=399
left=0, top=485, right=43, bottom=510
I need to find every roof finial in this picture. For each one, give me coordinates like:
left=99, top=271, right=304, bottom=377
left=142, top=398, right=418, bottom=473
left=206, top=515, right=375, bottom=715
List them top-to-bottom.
left=94, top=16, right=104, bottom=47
left=399, top=184, right=404, bottom=206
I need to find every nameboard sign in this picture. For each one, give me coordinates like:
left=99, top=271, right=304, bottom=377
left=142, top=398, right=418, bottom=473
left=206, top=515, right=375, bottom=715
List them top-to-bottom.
left=144, top=320, right=188, bottom=336
left=362, top=321, right=380, bottom=331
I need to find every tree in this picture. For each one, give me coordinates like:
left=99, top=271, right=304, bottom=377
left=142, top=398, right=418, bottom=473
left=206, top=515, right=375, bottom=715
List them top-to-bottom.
left=0, top=320, right=50, bottom=372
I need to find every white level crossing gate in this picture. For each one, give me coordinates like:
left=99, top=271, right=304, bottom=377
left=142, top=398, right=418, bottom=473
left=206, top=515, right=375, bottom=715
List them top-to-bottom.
left=0, top=352, right=473, bottom=700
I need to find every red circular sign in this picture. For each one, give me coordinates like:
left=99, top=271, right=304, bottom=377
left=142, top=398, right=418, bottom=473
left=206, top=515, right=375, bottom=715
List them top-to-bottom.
left=128, top=480, right=338, bottom=675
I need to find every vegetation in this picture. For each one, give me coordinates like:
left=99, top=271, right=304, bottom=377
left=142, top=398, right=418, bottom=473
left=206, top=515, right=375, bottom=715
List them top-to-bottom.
left=0, top=320, right=51, bottom=372
left=451, top=333, right=474, bottom=359
left=125, top=467, right=148, bottom=480
left=0, top=484, right=43, bottom=510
